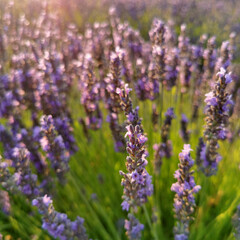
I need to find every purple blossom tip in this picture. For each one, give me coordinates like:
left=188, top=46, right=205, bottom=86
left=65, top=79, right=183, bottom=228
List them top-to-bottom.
left=217, top=68, right=232, bottom=84
left=204, top=92, right=217, bottom=106
left=165, top=107, right=175, bottom=118
left=181, top=114, right=188, bottom=123
left=182, top=144, right=193, bottom=155
left=42, top=195, right=52, bottom=207
left=32, top=199, right=38, bottom=206
left=121, top=200, right=130, bottom=211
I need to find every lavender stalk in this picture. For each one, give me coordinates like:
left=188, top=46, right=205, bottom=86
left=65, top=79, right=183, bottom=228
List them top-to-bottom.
left=196, top=68, right=233, bottom=176
left=117, top=84, right=153, bottom=239
left=171, top=144, right=201, bottom=240
left=32, top=195, right=88, bottom=240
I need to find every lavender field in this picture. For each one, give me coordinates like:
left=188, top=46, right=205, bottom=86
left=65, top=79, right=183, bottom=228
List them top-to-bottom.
left=0, top=0, right=240, bottom=239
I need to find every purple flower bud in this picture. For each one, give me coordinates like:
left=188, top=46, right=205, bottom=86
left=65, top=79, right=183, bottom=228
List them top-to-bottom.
left=171, top=145, right=200, bottom=238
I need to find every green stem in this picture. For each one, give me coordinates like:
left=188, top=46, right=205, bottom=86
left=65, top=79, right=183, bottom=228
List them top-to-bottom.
left=68, top=174, right=117, bottom=240
left=143, top=205, right=158, bottom=240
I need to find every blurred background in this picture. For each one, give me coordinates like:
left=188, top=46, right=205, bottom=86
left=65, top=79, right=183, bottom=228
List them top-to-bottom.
left=1, top=0, right=240, bottom=45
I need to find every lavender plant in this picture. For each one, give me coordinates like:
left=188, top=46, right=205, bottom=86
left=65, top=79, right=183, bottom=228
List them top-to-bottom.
left=149, top=19, right=166, bottom=99
left=105, top=51, right=126, bottom=151
left=79, top=53, right=102, bottom=130
left=135, top=58, right=153, bottom=101
left=196, top=68, right=233, bottom=176
left=117, top=84, right=153, bottom=239
left=153, top=108, right=175, bottom=173
left=179, top=114, right=190, bottom=143
left=40, top=115, right=70, bottom=182
left=171, top=144, right=201, bottom=240
left=11, top=146, right=39, bottom=199
left=0, top=147, right=39, bottom=201
left=0, top=190, right=11, bottom=215
left=32, top=195, right=88, bottom=240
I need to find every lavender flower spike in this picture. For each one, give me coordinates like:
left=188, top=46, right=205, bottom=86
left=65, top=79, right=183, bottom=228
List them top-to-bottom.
left=105, top=50, right=125, bottom=151
left=80, top=53, right=102, bottom=130
left=196, top=67, right=233, bottom=176
left=117, top=84, right=153, bottom=239
left=117, top=86, right=153, bottom=212
left=154, top=107, right=175, bottom=173
left=179, top=114, right=190, bottom=143
left=40, top=115, right=70, bottom=182
left=120, top=124, right=153, bottom=212
left=171, top=144, right=201, bottom=240
left=12, top=146, right=39, bottom=199
left=0, top=190, right=11, bottom=214
left=32, top=195, right=88, bottom=240
left=125, top=213, right=144, bottom=240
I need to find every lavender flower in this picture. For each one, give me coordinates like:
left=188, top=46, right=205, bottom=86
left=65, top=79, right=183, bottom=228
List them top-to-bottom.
left=148, top=19, right=166, bottom=99
left=149, top=19, right=165, bottom=46
left=151, top=19, right=166, bottom=89
left=165, top=20, right=177, bottom=49
left=178, top=24, right=190, bottom=58
left=202, top=36, right=217, bottom=85
left=214, top=41, right=230, bottom=81
left=153, top=45, right=165, bottom=84
left=116, top=47, right=133, bottom=83
left=165, top=48, right=179, bottom=90
left=105, top=51, right=126, bottom=151
left=106, top=51, right=124, bottom=114
left=80, top=53, right=102, bottom=130
left=135, top=58, right=153, bottom=101
left=179, top=59, right=192, bottom=93
left=148, top=61, right=159, bottom=100
left=196, top=68, right=233, bottom=176
left=116, top=84, right=142, bottom=128
left=117, top=84, right=153, bottom=239
left=154, top=108, right=175, bottom=173
left=107, top=113, right=125, bottom=152
left=179, top=114, right=190, bottom=143
left=40, top=115, right=70, bottom=182
left=54, top=116, right=78, bottom=154
left=0, top=124, right=16, bottom=160
left=120, top=124, right=153, bottom=211
left=20, top=126, right=47, bottom=174
left=196, top=138, right=204, bottom=168
left=171, top=144, right=201, bottom=239
left=0, top=146, right=39, bottom=201
left=11, top=146, right=39, bottom=199
left=0, top=157, right=13, bottom=191
left=0, top=190, right=11, bottom=214
left=32, top=195, right=88, bottom=240
left=124, top=213, right=144, bottom=240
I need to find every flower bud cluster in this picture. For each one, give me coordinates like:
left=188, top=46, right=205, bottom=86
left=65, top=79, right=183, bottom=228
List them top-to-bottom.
left=196, top=68, right=233, bottom=175
left=154, top=108, right=175, bottom=173
left=40, top=115, right=70, bottom=182
left=171, top=145, right=201, bottom=240
left=32, top=195, right=88, bottom=240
